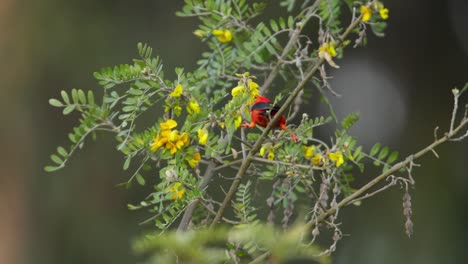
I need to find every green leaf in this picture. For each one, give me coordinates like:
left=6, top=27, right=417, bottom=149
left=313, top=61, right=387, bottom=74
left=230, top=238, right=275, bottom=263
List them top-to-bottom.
left=287, top=16, right=294, bottom=28
left=270, top=19, right=278, bottom=31
left=71, top=89, right=79, bottom=104
left=78, top=89, right=87, bottom=104
left=61, top=90, right=70, bottom=104
left=87, top=90, right=95, bottom=105
left=49, top=99, right=63, bottom=107
left=62, top=105, right=75, bottom=115
left=341, top=113, right=359, bottom=130
left=370, top=143, right=380, bottom=157
left=57, top=146, right=68, bottom=157
left=378, top=146, right=389, bottom=160
left=387, top=151, right=399, bottom=164
left=51, top=154, right=63, bottom=164
left=123, top=156, right=131, bottom=170
left=44, top=166, right=60, bottom=172
left=136, top=174, right=146, bottom=186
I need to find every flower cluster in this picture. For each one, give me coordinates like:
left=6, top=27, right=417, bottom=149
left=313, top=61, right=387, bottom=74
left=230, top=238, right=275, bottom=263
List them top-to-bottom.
left=360, top=2, right=389, bottom=22
left=212, top=29, right=233, bottom=43
left=231, top=72, right=260, bottom=104
left=165, top=84, right=201, bottom=116
left=151, top=119, right=190, bottom=154
left=259, top=144, right=275, bottom=160
left=303, top=146, right=344, bottom=167
left=187, top=152, right=201, bottom=168
left=166, top=182, right=185, bottom=200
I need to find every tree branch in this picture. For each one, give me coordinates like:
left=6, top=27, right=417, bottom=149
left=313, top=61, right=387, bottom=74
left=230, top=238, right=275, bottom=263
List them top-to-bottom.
left=210, top=15, right=364, bottom=227
left=309, top=117, right=468, bottom=230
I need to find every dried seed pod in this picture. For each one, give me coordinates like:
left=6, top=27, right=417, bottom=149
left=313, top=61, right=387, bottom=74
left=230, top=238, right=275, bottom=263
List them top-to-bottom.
left=402, top=191, right=414, bottom=237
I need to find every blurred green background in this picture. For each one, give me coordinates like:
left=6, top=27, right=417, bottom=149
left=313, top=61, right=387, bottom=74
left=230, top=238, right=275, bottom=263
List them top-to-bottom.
left=0, top=0, right=466, bottom=263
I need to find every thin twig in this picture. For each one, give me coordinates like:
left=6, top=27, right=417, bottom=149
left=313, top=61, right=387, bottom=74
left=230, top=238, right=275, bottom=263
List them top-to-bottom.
left=260, top=0, right=320, bottom=94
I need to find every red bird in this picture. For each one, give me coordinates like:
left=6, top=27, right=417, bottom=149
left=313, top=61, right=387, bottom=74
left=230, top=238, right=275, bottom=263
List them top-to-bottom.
left=242, top=95, right=298, bottom=143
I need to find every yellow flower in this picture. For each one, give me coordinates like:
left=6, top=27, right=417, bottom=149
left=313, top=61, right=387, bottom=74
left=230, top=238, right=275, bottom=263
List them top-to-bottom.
left=361, top=6, right=372, bottom=22
left=379, top=7, right=389, bottom=20
left=212, top=29, right=233, bottom=43
left=318, top=43, right=339, bottom=68
left=319, top=43, right=337, bottom=57
left=248, top=80, right=259, bottom=90
left=248, top=81, right=259, bottom=99
left=169, top=84, right=183, bottom=98
left=231, top=85, right=245, bottom=97
left=187, top=99, right=201, bottom=114
left=174, top=105, right=182, bottom=116
left=234, top=115, right=243, bottom=128
left=151, top=119, right=190, bottom=154
left=160, top=119, right=177, bottom=131
left=198, top=128, right=209, bottom=145
left=168, top=130, right=179, bottom=142
left=179, top=132, right=190, bottom=147
left=150, top=135, right=166, bottom=151
left=259, top=146, right=266, bottom=156
left=303, top=146, right=315, bottom=159
left=267, top=149, right=275, bottom=160
left=328, top=151, right=344, bottom=167
left=187, top=152, right=201, bottom=168
left=312, top=154, right=324, bottom=166
left=167, top=182, right=185, bottom=200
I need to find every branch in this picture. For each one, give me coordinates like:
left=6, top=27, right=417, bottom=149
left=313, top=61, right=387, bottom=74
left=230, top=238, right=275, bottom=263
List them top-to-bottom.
left=260, top=0, right=320, bottom=94
left=210, top=14, right=364, bottom=227
left=309, top=117, right=468, bottom=230
left=178, top=160, right=216, bottom=232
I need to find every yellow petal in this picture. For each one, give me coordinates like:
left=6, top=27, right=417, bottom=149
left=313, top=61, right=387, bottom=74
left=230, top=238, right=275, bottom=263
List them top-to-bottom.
left=361, top=6, right=372, bottom=22
left=379, top=8, right=389, bottom=20
left=212, top=29, right=223, bottom=36
left=219, top=30, right=232, bottom=43
left=248, top=81, right=259, bottom=89
left=169, top=84, right=183, bottom=98
left=231, top=85, right=246, bottom=97
left=187, top=99, right=201, bottom=114
left=234, top=115, right=242, bottom=128
left=161, top=119, right=177, bottom=130
left=198, top=128, right=209, bottom=145
left=168, top=130, right=179, bottom=142
left=180, top=132, right=190, bottom=146
left=150, top=136, right=166, bottom=151
left=259, top=146, right=266, bottom=156
left=303, top=146, right=315, bottom=159
left=267, top=150, right=275, bottom=160
left=329, top=151, right=344, bottom=167
left=188, top=152, right=201, bottom=168
left=312, top=154, right=323, bottom=166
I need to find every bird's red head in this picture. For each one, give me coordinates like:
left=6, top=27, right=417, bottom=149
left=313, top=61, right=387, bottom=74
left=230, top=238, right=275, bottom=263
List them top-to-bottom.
left=254, top=95, right=271, bottom=104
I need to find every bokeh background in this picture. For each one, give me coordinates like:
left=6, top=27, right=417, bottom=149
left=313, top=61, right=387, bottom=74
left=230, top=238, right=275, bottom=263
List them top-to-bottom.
left=0, top=0, right=467, bottom=263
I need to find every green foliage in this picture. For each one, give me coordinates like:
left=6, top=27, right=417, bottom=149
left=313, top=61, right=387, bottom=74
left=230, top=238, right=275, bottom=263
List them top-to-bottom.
left=45, top=0, right=457, bottom=262
left=318, top=0, right=343, bottom=34
left=133, top=223, right=331, bottom=264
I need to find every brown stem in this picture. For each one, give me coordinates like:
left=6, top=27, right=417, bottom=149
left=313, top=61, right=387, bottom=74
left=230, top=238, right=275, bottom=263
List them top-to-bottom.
left=178, top=160, right=216, bottom=232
